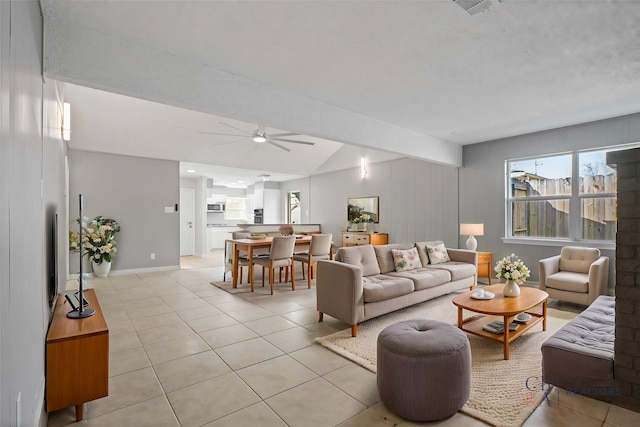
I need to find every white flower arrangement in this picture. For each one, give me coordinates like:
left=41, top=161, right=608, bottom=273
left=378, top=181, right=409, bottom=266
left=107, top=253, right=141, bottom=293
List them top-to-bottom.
left=70, top=216, right=121, bottom=264
left=494, top=253, right=530, bottom=283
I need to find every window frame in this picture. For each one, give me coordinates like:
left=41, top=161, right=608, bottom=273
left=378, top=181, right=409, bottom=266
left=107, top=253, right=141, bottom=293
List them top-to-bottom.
left=503, top=144, right=637, bottom=250
left=224, top=196, right=248, bottom=221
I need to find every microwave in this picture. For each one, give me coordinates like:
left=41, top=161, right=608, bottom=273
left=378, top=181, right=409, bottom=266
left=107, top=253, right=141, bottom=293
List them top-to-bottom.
left=207, top=203, right=225, bottom=212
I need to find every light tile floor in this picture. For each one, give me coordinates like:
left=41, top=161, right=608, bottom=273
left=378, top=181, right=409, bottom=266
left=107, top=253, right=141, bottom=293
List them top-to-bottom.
left=48, top=265, right=640, bottom=427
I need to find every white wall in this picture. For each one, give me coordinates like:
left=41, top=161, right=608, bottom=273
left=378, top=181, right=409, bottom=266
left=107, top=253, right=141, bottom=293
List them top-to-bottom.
left=1, top=2, right=68, bottom=426
left=460, top=114, right=640, bottom=286
left=68, top=150, right=180, bottom=272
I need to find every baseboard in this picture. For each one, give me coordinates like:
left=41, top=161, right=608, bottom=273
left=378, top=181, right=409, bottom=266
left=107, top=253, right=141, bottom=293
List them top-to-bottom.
left=109, top=265, right=181, bottom=275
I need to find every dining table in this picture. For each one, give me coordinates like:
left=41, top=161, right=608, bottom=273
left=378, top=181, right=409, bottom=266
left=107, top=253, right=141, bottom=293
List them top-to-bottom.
left=228, top=235, right=313, bottom=292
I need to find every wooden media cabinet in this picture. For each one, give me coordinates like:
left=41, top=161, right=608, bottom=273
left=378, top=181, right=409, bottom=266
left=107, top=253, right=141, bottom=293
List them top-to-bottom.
left=46, top=289, right=109, bottom=421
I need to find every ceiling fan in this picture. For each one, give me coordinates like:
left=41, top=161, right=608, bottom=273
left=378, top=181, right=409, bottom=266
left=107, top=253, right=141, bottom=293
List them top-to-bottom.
left=199, top=122, right=315, bottom=152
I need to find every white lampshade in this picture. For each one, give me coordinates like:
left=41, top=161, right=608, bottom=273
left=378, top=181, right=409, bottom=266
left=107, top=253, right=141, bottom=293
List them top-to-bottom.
left=460, top=223, right=484, bottom=251
left=460, top=223, right=484, bottom=236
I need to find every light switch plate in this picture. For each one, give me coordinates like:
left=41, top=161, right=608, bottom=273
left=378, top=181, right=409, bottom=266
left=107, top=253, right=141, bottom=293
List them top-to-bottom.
left=164, top=206, right=174, bottom=213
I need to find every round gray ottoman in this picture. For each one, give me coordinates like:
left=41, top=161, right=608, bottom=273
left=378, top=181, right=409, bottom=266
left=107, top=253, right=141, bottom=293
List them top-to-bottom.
left=377, top=319, right=471, bottom=421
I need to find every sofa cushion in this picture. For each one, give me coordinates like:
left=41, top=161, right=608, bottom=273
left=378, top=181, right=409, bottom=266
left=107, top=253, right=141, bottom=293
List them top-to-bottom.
left=414, top=241, right=431, bottom=266
left=426, top=241, right=451, bottom=264
left=374, top=243, right=416, bottom=273
left=338, top=245, right=381, bottom=277
left=559, top=246, right=600, bottom=274
left=391, top=248, right=423, bottom=272
left=425, top=262, right=476, bottom=281
left=387, top=268, right=451, bottom=290
left=546, top=271, right=589, bottom=293
left=362, top=275, right=415, bottom=303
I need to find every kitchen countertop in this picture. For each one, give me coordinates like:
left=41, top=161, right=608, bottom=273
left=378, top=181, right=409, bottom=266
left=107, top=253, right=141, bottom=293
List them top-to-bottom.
left=206, top=224, right=241, bottom=228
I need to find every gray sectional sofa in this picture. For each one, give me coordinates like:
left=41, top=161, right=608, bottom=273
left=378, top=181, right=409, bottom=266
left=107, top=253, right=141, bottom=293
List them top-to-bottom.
left=316, top=242, right=478, bottom=336
left=541, top=295, right=615, bottom=398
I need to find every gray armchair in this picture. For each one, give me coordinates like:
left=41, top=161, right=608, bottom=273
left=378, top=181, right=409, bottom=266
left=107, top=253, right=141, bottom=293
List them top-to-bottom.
left=539, top=246, right=609, bottom=305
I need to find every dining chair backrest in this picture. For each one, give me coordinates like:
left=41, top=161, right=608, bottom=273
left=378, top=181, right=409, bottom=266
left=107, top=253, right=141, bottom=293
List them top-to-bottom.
left=309, top=233, right=333, bottom=256
left=269, top=236, right=296, bottom=260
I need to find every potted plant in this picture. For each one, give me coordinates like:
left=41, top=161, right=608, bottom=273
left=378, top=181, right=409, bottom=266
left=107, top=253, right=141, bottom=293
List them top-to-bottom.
left=70, top=216, right=121, bottom=277
left=279, top=224, right=294, bottom=236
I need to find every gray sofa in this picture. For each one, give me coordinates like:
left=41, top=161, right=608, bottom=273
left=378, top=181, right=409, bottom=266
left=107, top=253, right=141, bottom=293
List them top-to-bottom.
left=316, top=242, right=477, bottom=336
left=541, top=295, right=615, bottom=398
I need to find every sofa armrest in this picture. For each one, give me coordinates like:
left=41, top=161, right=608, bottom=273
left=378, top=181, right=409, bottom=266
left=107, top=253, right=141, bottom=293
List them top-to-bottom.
left=447, top=248, right=478, bottom=267
left=539, top=255, right=561, bottom=291
left=588, top=256, right=609, bottom=304
left=316, top=260, right=365, bottom=327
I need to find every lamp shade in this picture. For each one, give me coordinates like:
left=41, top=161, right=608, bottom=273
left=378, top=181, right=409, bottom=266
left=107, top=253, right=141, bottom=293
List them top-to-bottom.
left=460, top=223, right=484, bottom=236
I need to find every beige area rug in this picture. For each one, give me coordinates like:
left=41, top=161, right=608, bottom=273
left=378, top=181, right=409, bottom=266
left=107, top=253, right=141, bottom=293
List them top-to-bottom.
left=212, top=275, right=314, bottom=295
left=316, top=293, right=577, bottom=427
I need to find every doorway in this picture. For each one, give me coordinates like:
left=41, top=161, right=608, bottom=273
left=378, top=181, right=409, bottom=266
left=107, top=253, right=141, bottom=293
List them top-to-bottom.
left=179, top=188, right=195, bottom=256
left=287, top=191, right=301, bottom=224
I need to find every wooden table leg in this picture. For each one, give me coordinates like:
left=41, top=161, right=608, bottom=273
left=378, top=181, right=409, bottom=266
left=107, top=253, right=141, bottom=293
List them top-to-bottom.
left=232, top=245, right=239, bottom=288
left=249, top=247, right=255, bottom=292
left=542, top=299, right=547, bottom=331
left=457, top=307, right=463, bottom=328
left=503, top=315, right=510, bottom=360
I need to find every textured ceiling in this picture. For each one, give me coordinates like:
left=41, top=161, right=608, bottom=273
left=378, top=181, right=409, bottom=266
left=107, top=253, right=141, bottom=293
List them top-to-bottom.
left=42, top=0, right=640, bottom=184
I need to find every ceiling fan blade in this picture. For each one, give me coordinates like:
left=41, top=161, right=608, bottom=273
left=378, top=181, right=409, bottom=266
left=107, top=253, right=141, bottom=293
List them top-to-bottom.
left=217, top=121, right=251, bottom=135
left=198, top=131, right=246, bottom=137
left=267, top=132, right=299, bottom=138
left=210, top=137, right=247, bottom=146
left=269, top=137, right=315, bottom=146
left=267, top=140, right=291, bottom=152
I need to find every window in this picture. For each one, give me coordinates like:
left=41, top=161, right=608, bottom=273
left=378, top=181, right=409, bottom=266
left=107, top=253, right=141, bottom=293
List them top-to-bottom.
left=506, top=146, right=634, bottom=243
left=224, top=197, right=248, bottom=221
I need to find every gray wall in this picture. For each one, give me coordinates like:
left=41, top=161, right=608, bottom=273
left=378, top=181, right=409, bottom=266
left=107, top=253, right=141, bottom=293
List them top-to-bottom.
left=1, top=2, right=68, bottom=426
left=460, top=113, right=640, bottom=287
left=68, top=150, right=180, bottom=272
left=282, top=157, right=460, bottom=248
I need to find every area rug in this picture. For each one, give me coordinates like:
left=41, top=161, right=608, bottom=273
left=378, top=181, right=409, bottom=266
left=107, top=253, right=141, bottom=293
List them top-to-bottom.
left=212, top=277, right=314, bottom=295
left=316, top=293, right=577, bottom=427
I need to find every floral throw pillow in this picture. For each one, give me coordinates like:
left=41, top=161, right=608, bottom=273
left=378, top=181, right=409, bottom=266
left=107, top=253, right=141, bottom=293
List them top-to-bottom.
left=427, top=242, right=451, bottom=264
left=391, top=248, right=423, bottom=272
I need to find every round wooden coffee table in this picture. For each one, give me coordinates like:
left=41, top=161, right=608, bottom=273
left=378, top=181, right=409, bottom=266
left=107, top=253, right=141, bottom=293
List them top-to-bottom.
left=452, top=284, right=549, bottom=360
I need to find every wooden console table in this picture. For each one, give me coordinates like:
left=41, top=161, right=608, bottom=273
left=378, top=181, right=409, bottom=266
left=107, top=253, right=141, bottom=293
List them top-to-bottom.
left=341, top=232, right=388, bottom=247
left=46, top=289, right=109, bottom=421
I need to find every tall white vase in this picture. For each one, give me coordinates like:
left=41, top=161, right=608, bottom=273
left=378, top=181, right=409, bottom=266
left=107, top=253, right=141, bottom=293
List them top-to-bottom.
left=92, top=261, right=112, bottom=277
left=503, top=280, right=520, bottom=297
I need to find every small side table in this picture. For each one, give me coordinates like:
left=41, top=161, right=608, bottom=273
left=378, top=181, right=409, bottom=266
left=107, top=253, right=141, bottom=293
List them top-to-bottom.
left=477, top=251, right=492, bottom=285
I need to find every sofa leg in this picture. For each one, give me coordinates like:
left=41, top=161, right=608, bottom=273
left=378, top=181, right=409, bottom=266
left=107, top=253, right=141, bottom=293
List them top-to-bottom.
left=318, top=312, right=323, bottom=322
left=351, top=324, right=358, bottom=337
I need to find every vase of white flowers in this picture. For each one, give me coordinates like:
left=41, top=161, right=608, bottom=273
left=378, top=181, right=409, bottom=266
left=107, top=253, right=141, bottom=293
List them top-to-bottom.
left=70, top=216, right=121, bottom=277
left=494, top=253, right=530, bottom=297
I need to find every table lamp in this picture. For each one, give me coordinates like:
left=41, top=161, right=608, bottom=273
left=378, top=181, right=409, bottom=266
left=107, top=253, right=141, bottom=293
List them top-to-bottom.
left=460, top=223, right=484, bottom=251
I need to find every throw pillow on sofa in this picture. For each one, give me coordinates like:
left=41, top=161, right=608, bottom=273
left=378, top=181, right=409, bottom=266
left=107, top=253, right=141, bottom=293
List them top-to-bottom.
left=427, top=242, right=451, bottom=264
left=391, top=248, right=423, bottom=272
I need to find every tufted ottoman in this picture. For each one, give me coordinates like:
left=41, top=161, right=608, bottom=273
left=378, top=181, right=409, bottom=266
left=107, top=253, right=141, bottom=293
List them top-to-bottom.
left=377, top=319, right=471, bottom=421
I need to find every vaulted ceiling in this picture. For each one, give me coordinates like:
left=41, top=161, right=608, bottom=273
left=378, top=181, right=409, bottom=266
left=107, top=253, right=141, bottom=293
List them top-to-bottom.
left=41, top=0, right=640, bottom=185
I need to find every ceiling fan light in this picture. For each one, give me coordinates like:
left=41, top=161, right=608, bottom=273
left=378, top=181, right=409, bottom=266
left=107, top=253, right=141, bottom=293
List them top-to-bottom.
left=253, top=133, right=267, bottom=143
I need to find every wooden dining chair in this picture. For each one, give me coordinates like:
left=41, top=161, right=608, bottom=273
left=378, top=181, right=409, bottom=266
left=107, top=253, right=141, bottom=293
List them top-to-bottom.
left=293, top=233, right=333, bottom=288
left=252, top=236, right=296, bottom=295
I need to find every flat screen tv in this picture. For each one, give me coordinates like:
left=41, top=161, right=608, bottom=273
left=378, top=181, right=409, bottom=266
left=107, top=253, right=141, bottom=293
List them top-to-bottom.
left=47, top=211, right=60, bottom=314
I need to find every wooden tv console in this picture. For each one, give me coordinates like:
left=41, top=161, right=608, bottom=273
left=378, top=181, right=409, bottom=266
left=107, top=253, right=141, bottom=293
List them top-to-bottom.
left=46, top=289, right=109, bottom=421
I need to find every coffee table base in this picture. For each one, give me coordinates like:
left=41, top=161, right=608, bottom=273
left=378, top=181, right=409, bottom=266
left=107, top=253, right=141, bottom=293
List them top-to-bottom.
left=457, top=302, right=547, bottom=360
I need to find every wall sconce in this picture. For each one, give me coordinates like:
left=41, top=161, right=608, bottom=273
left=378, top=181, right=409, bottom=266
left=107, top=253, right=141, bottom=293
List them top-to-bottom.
left=62, top=102, right=71, bottom=141
left=360, top=158, right=367, bottom=178
left=460, top=223, right=484, bottom=251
